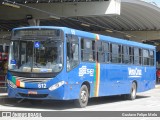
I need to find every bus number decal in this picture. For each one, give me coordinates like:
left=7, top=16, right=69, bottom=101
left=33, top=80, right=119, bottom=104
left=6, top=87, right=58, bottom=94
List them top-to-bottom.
left=79, top=66, right=94, bottom=77
left=38, top=83, right=47, bottom=88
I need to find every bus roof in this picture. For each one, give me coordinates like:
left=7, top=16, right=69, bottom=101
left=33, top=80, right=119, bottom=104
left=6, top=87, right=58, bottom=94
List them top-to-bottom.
left=13, top=26, right=155, bottom=50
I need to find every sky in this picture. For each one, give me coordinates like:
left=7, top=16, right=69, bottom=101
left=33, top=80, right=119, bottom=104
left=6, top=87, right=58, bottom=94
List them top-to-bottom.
left=141, top=0, right=160, bottom=7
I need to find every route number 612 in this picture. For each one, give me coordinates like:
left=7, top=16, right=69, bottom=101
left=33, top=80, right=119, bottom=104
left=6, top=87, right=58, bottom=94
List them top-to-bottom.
left=38, top=83, right=46, bottom=88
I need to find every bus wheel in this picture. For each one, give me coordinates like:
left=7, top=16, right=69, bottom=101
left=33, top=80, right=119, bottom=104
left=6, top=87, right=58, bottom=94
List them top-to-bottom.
left=127, top=82, right=137, bottom=100
left=75, top=85, right=89, bottom=108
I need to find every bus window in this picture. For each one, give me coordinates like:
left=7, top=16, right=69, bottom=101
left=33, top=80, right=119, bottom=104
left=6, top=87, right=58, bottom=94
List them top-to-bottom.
left=67, top=35, right=79, bottom=71
left=81, top=38, right=95, bottom=62
left=9, top=40, right=63, bottom=73
left=9, top=41, right=19, bottom=69
left=97, top=41, right=105, bottom=63
left=20, top=42, right=27, bottom=65
left=103, top=42, right=109, bottom=63
left=111, top=43, right=120, bottom=63
left=118, top=45, right=122, bottom=63
left=122, top=46, right=129, bottom=64
left=129, top=47, right=134, bottom=64
left=134, top=47, right=139, bottom=65
left=139, top=49, right=142, bottom=65
left=143, top=49, right=149, bottom=65
left=149, top=50, right=154, bottom=66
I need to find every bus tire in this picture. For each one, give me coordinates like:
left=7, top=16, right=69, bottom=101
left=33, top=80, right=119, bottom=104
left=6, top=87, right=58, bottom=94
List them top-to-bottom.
left=127, top=82, right=137, bottom=100
left=75, top=85, right=89, bottom=108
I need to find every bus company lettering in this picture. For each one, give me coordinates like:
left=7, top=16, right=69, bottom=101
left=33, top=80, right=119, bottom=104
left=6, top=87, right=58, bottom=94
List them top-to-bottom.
left=79, top=66, right=94, bottom=77
left=128, top=68, right=142, bottom=78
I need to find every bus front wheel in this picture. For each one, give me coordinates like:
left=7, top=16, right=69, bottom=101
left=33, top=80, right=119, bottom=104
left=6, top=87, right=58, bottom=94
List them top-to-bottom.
left=127, top=82, right=137, bottom=100
left=75, top=85, right=89, bottom=108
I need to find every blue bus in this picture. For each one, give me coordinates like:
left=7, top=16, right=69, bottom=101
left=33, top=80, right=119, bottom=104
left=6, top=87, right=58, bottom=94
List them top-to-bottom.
left=7, top=26, right=156, bottom=107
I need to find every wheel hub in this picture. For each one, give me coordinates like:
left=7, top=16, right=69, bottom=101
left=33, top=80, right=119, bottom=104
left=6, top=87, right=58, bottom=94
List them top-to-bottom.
left=131, top=84, right=136, bottom=98
left=81, top=90, right=87, bottom=103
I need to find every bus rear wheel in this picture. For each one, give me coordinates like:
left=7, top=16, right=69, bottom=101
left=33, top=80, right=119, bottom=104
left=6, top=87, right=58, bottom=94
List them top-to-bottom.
left=127, top=82, right=137, bottom=100
left=75, top=85, right=89, bottom=108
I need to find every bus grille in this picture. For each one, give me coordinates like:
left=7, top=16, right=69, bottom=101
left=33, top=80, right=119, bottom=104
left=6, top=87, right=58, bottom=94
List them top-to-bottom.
left=13, top=76, right=51, bottom=83
left=19, top=93, right=48, bottom=98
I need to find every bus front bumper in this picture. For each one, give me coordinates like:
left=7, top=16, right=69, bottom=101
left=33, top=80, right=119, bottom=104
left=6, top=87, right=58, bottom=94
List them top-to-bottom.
left=8, top=85, right=65, bottom=100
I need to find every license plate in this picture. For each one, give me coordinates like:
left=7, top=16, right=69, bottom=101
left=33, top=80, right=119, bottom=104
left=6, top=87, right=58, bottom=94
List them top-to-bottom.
left=28, top=91, right=37, bottom=94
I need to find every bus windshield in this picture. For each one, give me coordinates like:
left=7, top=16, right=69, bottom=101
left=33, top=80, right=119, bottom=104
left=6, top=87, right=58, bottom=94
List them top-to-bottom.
left=8, top=39, right=63, bottom=73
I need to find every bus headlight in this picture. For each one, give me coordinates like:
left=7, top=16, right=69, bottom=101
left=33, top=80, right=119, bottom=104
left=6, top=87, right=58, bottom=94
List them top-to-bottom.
left=7, top=80, right=17, bottom=88
left=49, top=81, right=65, bottom=91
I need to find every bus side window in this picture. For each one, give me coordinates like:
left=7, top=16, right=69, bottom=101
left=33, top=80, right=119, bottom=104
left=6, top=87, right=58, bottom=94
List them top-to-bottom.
left=67, top=35, right=79, bottom=71
left=81, top=38, right=95, bottom=62
left=97, top=41, right=105, bottom=63
left=103, top=42, right=109, bottom=63
left=110, top=43, right=120, bottom=63
left=122, top=46, right=129, bottom=64
left=129, top=47, right=134, bottom=64
left=134, top=47, right=139, bottom=65
left=139, top=49, right=142, bottom=65
left=143, top=49, right=149, bottom=66
left=149, top=50, right=154, bottom=66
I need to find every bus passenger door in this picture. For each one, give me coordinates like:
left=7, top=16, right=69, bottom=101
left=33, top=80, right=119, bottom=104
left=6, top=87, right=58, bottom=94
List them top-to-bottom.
left=66, top=34, right=80, bottom=99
